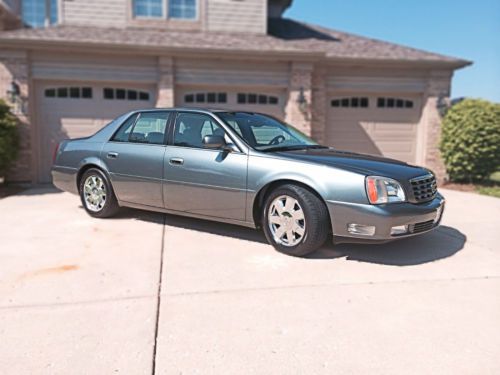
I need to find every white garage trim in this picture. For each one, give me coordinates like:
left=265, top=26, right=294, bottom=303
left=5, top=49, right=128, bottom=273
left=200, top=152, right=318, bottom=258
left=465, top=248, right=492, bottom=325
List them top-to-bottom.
left=30, top=52, right=158, bottom=83
left=175, top=59, right=289, bottom=88
left=327, top=76, right=426, bottom=93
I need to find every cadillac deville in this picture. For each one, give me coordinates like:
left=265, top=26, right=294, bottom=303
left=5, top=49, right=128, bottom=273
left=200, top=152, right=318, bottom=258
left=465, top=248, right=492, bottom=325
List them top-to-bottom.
left=52, top=109, right=445, bottom=256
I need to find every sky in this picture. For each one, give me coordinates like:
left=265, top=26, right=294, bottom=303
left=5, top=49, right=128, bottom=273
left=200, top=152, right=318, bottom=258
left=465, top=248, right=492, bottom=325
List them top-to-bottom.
left=285, top=0, right=500, bottom=103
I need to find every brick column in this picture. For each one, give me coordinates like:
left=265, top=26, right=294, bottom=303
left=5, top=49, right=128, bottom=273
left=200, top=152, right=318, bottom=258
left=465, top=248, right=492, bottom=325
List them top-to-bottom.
left=0, top=49, right=32, bottom=182
left=156, top=56, right=174, bottom=108
left=285, top=62, right=313, bottom=136
left=310, top=65, right=327, bottom=143
left=418, top=70, right=452, bottom=183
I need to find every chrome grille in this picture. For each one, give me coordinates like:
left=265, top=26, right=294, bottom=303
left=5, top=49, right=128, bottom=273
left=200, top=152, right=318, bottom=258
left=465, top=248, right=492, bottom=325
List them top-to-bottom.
left=410, top=174, right=437, bottom=202
left=409, top=220, right=435, bottom=234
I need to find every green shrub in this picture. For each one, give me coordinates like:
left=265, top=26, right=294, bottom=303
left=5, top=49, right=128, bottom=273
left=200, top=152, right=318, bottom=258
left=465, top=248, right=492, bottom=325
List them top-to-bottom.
left=0, top=99, right=19, bottom=178
left=440, top=99, right=500, bottom=182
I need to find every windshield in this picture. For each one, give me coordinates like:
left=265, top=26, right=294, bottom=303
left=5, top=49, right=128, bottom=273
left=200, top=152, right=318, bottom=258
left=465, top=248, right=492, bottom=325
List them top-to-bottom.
left=218, top=112, right=322, bottom=151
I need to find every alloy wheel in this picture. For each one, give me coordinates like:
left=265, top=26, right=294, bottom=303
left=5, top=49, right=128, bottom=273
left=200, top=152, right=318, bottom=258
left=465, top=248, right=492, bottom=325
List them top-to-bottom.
left=267, top=195, right=306, bottom=247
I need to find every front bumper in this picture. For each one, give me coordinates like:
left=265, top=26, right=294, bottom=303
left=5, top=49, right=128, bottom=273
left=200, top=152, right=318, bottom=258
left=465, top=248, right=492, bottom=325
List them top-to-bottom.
left=326, top=193, right=445, bottom=243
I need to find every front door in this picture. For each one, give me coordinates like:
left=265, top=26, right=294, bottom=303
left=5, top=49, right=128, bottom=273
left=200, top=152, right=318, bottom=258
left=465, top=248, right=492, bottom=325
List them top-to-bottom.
left=102, top=111, right=171, bottom=207
left=163, top=112, right=248, bottom=221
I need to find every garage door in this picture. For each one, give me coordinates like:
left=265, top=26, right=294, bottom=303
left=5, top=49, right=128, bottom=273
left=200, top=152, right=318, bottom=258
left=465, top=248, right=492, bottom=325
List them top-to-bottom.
left=36, top=81, right=155, bottom=182
left=175, top=87, right=286, bottom=119
left=326, top=94, right=422, bottom=163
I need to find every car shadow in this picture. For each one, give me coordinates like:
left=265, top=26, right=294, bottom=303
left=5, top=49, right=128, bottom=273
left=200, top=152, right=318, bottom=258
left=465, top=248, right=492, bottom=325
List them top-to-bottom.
left=116, top=207, right=466, bottom=266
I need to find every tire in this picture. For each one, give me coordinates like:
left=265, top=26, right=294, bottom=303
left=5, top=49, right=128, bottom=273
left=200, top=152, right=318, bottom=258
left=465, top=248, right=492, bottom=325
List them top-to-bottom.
left=79, top=168, right=120, bottom=218
left=262, top=184, right=330, bottom=256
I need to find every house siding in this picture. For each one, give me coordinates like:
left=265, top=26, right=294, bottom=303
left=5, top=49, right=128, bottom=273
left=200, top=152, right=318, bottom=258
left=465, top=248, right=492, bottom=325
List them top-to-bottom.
left=62, top=0, right=128, bottom=27
left=207, top=0, right=266, bottom=34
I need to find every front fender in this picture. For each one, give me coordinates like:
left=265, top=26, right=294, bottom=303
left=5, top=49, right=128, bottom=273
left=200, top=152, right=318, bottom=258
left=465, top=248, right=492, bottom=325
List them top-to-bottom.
left=247, top=153, right=368, bottom=223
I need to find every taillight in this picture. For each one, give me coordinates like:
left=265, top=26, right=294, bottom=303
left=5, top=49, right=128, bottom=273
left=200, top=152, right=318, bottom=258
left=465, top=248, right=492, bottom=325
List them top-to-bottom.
left=52, top=142, right=60, bottom=164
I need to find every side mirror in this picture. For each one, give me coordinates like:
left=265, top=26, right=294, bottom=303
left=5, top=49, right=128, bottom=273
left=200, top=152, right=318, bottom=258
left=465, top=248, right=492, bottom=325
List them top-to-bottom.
left=203, top=135, right=228, bottom=150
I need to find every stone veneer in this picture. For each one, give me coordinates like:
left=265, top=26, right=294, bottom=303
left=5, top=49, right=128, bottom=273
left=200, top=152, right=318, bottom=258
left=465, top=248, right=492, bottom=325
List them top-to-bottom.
left=156, top=56, right=175, bottom=108
left=284, top=62, right=313, bottom=136
left=418, top=70, right=451, bottom=183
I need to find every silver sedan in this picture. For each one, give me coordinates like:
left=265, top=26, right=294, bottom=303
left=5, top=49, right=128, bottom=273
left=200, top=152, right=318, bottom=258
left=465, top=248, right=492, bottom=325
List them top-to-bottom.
left=52, top=108, right=445, bottom=256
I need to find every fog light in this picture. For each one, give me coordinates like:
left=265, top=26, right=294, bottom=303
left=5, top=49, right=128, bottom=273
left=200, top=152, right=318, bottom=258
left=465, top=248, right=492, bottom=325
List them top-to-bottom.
left=347, top=223, right=376, bottom=236
left=391, top=225, right=408, bottom=235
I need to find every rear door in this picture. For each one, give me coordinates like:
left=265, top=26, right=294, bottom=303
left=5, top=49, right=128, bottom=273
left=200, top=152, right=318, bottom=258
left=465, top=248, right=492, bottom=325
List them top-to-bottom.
left=102, top=111, right=171, bottom=207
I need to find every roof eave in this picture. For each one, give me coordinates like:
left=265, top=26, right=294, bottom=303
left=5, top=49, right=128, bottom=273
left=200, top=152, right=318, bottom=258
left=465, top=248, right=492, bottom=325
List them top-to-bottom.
left=0, top=37, right=324, bottom=60
left=325, top=55, right=472, bottom=70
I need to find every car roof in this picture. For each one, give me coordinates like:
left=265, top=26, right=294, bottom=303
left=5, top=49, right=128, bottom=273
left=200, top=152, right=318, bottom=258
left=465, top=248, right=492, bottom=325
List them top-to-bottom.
left=128, top=107, right=267, bottom=117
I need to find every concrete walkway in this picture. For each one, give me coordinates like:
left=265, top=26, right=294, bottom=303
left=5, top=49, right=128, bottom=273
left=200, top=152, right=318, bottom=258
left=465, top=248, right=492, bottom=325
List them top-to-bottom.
left=0, top=187, right=499, bottom=374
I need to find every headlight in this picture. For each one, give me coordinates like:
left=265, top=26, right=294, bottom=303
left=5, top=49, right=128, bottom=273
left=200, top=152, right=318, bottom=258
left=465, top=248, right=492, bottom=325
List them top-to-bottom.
left=365, top=176, right=406, bottom=204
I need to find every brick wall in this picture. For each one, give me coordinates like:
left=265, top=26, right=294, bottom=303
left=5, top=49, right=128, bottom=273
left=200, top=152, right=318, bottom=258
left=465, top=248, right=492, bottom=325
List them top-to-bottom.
left=156, top=56, right=174, bottom=108
left=284, top=62, right=313, bottom=136
left=310, top=65, right=327, bottom=143
left=419, top=70, right=452, bottom=183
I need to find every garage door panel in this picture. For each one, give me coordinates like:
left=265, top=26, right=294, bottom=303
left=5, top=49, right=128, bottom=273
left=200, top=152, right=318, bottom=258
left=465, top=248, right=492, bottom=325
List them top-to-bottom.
left=36, top=81, right=156, bottom=183
left=176, top=87, right=286, bottom=119
left=326, top=94, right=421, bottom=163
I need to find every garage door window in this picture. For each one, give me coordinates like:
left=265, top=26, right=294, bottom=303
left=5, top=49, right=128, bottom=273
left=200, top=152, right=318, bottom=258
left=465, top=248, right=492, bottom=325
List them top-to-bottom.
left=44, top=87, right=93, bottom=99
left=103, top=88, right=150, bottom=101
left=184, top=92, right=227, bottom=104
left=237, top=93, right=279, bottom=105
left=331, top=97, right=369, bottom=108
left=377, top=97, right=414, bottom=109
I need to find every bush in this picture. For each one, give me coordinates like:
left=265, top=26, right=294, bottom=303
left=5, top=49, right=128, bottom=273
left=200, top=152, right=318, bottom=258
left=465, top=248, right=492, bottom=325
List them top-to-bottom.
left=0, top=99, right=19, bottom=178
left=440, top=99, right=500, bottom=182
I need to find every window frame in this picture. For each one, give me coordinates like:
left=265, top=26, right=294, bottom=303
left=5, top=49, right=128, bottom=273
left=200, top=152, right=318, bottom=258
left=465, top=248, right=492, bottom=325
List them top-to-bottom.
left=131, top=0, right=199, bottom=21
left=44, top=86, right=93, bottom=99
left=376, top=97, right=415, bottom=109
left=109, top=111, right=173, bottom=146
left=167, top=111, right=244, bottom=153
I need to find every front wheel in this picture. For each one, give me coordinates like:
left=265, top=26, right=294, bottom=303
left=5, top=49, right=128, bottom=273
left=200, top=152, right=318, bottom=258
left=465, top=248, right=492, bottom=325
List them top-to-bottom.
left=79, top=168, right=119, bottom=218
left=262, top=184, right=330, bottom=256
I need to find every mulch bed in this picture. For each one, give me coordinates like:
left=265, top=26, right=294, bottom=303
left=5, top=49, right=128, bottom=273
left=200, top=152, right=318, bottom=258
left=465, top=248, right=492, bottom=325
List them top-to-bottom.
left=0, top=184, right=26, bottom=199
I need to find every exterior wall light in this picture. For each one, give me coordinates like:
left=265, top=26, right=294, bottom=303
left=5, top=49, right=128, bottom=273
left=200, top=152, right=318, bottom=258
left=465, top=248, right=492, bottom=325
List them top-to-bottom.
left=6, top=80, right=25, bottom=115
left=7, top=81, right=20, bottom=104
left=297, top=86, right=309, bottom=117
left=436, top=93, right=449, bottom=118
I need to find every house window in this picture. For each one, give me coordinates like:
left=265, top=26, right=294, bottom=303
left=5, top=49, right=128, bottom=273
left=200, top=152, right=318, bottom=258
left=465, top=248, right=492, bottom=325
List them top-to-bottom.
left=22, top=0, right=58, bottom=28
left=133, top=0, right=163, bottom=18
left=169, top=0, right=197, bottom=19
left=44, top=87, right=93, bottom=99
left=104, top=88, right=150, bottom=101
left=184, top=92, right=227, bottom=104
left=237, top=93, right=279, bottom=105
left=331, top=97, right=369, bottom=108
left=377, top=97, right=414, bottom=109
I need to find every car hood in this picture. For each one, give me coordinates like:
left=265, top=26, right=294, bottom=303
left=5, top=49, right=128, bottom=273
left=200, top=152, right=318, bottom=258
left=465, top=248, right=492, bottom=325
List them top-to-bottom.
left=273, top=148, right=431, bottom=181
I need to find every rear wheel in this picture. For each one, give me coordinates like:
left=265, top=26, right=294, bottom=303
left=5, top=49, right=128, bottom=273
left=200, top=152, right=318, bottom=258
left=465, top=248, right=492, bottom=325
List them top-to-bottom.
left=79, top=168, right=119, bottom=218
left=262, top=184, right=330, bottom=256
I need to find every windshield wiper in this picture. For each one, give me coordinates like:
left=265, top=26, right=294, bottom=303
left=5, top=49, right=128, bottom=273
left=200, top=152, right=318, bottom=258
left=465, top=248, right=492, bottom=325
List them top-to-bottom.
left=260, top=145, right=329, bottom=152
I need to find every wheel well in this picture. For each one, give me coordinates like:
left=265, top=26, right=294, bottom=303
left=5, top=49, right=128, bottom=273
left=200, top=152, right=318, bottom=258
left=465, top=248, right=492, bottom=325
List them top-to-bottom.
left=76, top=164, right=103, bottom=192
left=252, top=179, right=328, bottom=228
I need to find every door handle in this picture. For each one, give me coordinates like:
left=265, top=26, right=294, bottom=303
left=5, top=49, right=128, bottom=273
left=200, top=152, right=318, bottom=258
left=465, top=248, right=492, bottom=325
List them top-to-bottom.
left=107, top=152, right=119, bottom=159
left=169, top=157, right=184, bottom=165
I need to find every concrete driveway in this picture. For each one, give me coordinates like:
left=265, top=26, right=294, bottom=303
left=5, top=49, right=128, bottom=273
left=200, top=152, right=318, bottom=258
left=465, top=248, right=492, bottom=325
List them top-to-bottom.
left=0, top=187, right=499, bottom=374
